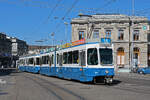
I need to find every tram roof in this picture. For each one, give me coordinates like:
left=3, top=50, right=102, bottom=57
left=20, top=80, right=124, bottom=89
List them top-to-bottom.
left=19, top=42, right=112, bottom=59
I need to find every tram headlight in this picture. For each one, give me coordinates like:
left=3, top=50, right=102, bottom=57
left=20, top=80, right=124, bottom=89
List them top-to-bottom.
left=105, top=70, right=109, bottom=74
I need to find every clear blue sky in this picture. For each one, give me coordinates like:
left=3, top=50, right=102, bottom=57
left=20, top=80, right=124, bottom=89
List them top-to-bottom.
left=0, top=0, right=150, bottom=45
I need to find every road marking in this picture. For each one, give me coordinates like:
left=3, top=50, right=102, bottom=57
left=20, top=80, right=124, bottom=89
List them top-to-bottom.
left=0, top=79, right=6, bottom=84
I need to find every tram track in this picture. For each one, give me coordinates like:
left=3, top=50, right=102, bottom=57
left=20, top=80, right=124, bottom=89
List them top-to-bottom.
left=22, top=73, right=85, bottom=100
left=105, top=79, right=150, bottom=95
left=109, top=85, right=150, bottom=95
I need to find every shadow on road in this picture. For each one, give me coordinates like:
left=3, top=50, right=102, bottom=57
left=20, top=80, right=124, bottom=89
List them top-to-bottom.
left=0, top=69, right=17, bottom=76
left=53, top=76, right=122, bottom=86
left=82, top=79, right=122, bottom=86
left=110, top=80, right=122, bottom=86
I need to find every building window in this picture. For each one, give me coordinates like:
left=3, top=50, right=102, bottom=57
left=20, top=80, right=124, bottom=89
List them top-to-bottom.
left=93, top=30, right=99, bottom=38
left=105, top=30, right=111, bottom=39
left=118, top=30, right=124, bottom=40
left=133, top=30, right=139, bottom=41
left=79, top=31, right=84, bottom=40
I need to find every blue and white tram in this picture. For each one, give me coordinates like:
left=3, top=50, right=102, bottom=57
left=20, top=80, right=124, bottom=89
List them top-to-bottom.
left=18, top=42, right=114, bottom=84
left=18, top=55, right=40, bottom=73
left=18, top=57, right=26, bottom=72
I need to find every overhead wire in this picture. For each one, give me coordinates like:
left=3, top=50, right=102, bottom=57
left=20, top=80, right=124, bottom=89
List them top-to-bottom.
left=0, top=0, right=52, bottom=8
left=30, top=0, right=63, bottom=42
left=43, top=0, right=63, bottom=24
left=54, top=0, right=79, bottom=34
left=74, top=0, right=117, bottom=14
left=94, top=0, right=117, bottom=13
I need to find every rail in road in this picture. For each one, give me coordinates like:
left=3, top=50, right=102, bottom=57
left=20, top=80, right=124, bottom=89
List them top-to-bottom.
left=1, top=71, right=150, bottom=100
left=22, top=73, right=85, bottom=100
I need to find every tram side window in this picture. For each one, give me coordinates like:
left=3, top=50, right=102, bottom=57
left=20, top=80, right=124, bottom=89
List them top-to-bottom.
left=87, top=48, right=98, bottom=65
left=73, top=50, right=79, bottom=64
left=68, top=51, right=72, bottom=64
left=80, top=51, right=85, bottom=66
left=63, top=52, right=68, bottom=64
left=57, top=54, right=59, bottom=64
left=50, top=55, right=54, bottom=64
left=59, top=55, right=63, bottom=66
left=42, top=56, right=49, bottom=64
left=42, top=56, right=46, bottom=64
left=46, top=56, right=49, bottom=64
left=49, top=56, right=52, bottom=66
left=29, top=58, right=34, bottom=65
left=36, top=58, right=40, bottom=65
left=39, top=58, right=42, bottom=66
left=23, top=59, right=26, bottom=65
left=26, top=59, right=29, bottom=65
left=19, top=60, right=23, bottom=65
left=19, top=60, right=21, bottom=65
left=20, top=60, right=23, bottom=65
left=23, top=60, right=25, bottom=65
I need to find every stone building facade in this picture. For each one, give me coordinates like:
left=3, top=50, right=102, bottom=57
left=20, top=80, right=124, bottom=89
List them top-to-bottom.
left=71, top=14, right=149, bottom=72
left=0, top=32, right=28, bottom=68
left=0, top=33, right=12, bottom=56
left=0, top=33, right=12, bottom=68
left=11, top=37, right=28, bottom=56
left=28, top=45, right=53, bottom=54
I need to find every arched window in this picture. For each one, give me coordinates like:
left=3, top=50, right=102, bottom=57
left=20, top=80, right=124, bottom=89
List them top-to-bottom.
left=117, top=47, right=125, bottom=67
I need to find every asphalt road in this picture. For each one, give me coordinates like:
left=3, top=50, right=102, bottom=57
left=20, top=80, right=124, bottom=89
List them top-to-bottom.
left=0, top=70, right=150, bottom=100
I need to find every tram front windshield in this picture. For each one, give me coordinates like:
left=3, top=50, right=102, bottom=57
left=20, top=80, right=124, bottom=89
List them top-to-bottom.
left=99, top=48, right=113, bottom=65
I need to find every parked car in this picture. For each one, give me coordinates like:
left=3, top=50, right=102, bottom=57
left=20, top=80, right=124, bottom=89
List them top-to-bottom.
left=137, top=67, right=150, bottom=74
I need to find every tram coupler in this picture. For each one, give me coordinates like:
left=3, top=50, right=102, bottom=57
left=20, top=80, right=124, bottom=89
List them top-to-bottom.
left=104, top=76, right=113, bottom=84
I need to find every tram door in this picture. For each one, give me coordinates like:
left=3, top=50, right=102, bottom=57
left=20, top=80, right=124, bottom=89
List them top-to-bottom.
left=79, top=50, right=86, bottom=66
left=79, top=50, right=86, bottom=75
left=148, top=53, right=150, bottom=66
left=58, top=54, right=63, bottom=74
left=49, top=55, right=52, bottom=72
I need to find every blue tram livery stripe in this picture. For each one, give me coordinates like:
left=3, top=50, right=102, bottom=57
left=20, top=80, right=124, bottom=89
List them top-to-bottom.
left=19, top=66, right=114, bottom=82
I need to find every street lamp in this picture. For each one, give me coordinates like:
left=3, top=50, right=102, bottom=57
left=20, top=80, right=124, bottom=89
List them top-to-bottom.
left=128, top=16, right=133, bottom=72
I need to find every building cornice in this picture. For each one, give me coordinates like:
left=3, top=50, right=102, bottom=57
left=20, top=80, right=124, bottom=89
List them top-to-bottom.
left=71, top=20, right=149, bottom=24
left=112, top=41, right=148, bottom=43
